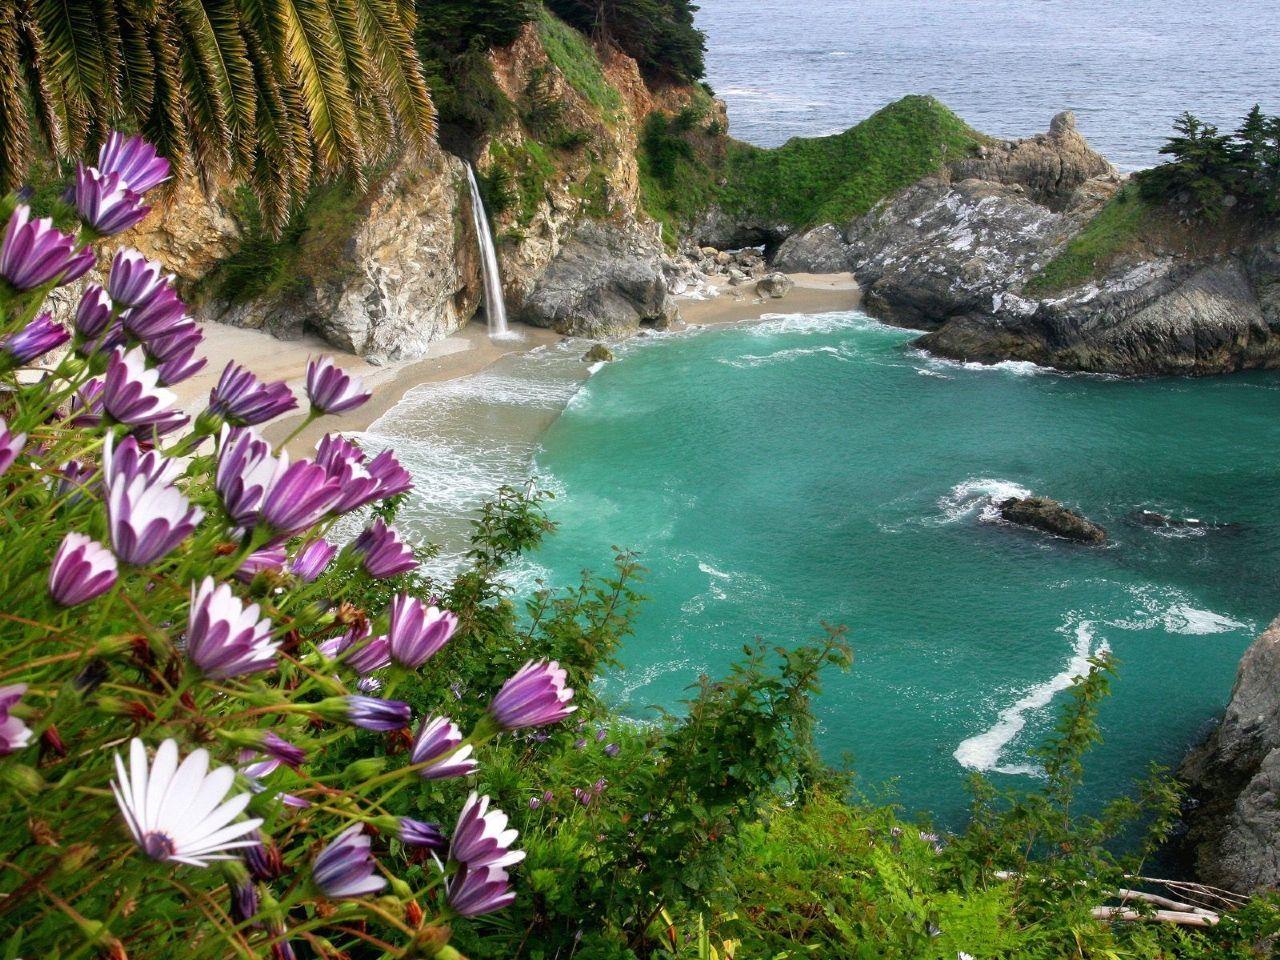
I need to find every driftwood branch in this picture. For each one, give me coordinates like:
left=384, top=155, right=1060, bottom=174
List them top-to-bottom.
left=993, top=871, right=1222, bottom=927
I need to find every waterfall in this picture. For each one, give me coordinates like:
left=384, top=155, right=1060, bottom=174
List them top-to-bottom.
left=465, top=164, right=510, bottom=338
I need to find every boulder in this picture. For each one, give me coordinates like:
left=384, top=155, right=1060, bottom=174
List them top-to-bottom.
left=519, top=221, right=681, bottom=337
left=773, top=223, right=850, bottom=273
left=727, top=268, right=748, bottom=285
left=755, top=272, right=795, bottom=299
left=583, top=343, right=615, bottom=363
left=997, top=496, right=1107, bottom=544
left=1181, top=615, right=1280, bottom=892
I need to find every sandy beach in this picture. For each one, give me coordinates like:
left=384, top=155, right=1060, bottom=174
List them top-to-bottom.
left=174, top=272, right=861, bottom=452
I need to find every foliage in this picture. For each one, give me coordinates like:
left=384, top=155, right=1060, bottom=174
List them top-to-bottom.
left=0, top=0, right=436, bottom=230
left=545, top=0, right=706, bottom=84
left=535, top=8, right=624, bottom=121
left=521, top=67, right=592, bottom=150
left=720, top=94, right=989, bottom=228
left=638, top=98, right=725, bottom=245
left=1137, top=106, right=1280, bottom=219
left=483, top=139, right=557, bottom=229
left=1025, top=184, right=1161, bottom=294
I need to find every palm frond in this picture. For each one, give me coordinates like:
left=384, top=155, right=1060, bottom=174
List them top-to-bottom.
left=279, top=0, right=364, bottom=175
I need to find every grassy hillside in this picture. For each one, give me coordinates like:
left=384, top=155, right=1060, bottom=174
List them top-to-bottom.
left=639, top=94, right=991, bottom=243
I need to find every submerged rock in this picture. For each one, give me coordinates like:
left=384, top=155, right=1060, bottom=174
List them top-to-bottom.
left=519, top=221, right=680, bottom=337
left=755, top=272, right=795, bottom=299
left=583, top=343, right=615, bottom=363
left=997, top=496, right=1107, bottom=544
left=1180, top=615, right=1280, bottom=893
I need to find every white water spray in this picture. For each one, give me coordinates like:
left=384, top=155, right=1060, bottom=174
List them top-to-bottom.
left=465, top=163, right=510, bottom=338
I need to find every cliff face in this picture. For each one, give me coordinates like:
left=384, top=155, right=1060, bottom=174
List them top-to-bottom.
left=1180, top=616, right=1280, bottom=893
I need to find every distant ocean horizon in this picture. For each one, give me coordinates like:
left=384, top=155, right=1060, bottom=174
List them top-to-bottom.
left=695, top=0, right=1280, bottom=170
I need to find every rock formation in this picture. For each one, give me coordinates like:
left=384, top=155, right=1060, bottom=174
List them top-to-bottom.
left=519, top=221, right=679, bottom=336
left=997, top=496, right=1107, bottom=544
left=1181, top=615, right=1280, bottom=892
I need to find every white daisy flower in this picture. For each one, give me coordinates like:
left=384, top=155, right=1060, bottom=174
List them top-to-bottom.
left=111, top=738, right=263, bottom=866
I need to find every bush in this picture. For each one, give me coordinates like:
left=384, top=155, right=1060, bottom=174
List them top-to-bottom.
left=546, top=0, right=706, bottom=84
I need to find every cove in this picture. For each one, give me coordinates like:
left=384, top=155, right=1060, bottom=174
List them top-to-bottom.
left=524, top=312, right=1280, bottom=825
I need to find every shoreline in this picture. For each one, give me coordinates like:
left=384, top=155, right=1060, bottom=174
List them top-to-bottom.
left=173, top=273, right=862, bottom=453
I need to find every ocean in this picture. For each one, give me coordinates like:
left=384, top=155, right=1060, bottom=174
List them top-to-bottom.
left=695, top=0, right=1280, bottom=170
left=366, top=316, right=1280, bottom=824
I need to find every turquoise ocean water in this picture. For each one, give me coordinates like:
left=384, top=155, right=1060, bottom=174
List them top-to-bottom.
left=512, top=314, right=1280, bottom=824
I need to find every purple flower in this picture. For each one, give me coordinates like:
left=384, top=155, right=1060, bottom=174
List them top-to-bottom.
left=97, top=132, right=171, bottom=194
left=74, top=165, right=149, bottom=235
left=0, top=205, right=93, bottom=290
left=107, top=250, right=169, bottom=308
left=74, top=284, right=114, bottom=339
left=122, top=284, right=187, bottom=342
left=1, top=313, right=70, bottom=368
left=146, top=317, right=203, bottom=365
left=155, top=340, right=207, bottom=386
left=102, top=346, right=178, bottom=427
left=306, top=356, right=371, bottom=415
left=209, top=362, right=297, bottom=426
left=0, top=417, right=27, bottom=477
left=216, top=426, right=277, bottom=527
left=104, top=433, right=179, bottom=487
left=315, top=439, right=379, bottom=513
left=365, top=447, right=412, bottom=500
left=260, top=456, right=341, bottom=535
left=55, top=459, right=96, bottom=501
left=105, top=461, right=203, bottom=566
left=352, top=519, right=416, bottom=579
left=48, top=532, right=117, bottom=606
left=288, top=539, right=336, bottom=582
left=236, top=546, right=287, bottom=583
left=186, top=577, right=279, bottom=679
left=388, top=594, right=457, bottom=669
left=343, top=627, right=391, bottom=675
left=488, top=660, right=576, bottom=731
left=0, top=684, right=32, bottom=755
left=345, top=695, right=410, bottom=731
left=410, top=716, right=478, bottom=780
left=595, top=728, right=607, bottom=742
left=260, top=732, right=305, bottom=768
left=450, top=792, right=524, bottom=868
left=528, top=796, right=541, bottom=810
left=399, top=818, right=447, bottom=851
left=311, top=825, right=386, bottom=898
left=244, top=832, right=284, bottom=881
left=448, top=862, right=517, bottom=917
left=229, top=880, right=259, bottom=925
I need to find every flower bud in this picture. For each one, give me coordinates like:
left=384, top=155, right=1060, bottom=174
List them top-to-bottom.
left=342, top=756, right=387, bottom=781
left=1, top=763, right=44, bottom=795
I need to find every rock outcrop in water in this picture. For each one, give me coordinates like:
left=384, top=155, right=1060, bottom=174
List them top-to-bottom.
left=773, top=111, right=1280, bottom=376
left=998, top=496, right=1107, bottom=544
left=1180, top=615, right=1280, bottom=893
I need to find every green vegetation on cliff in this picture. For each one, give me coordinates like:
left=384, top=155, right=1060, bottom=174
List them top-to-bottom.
left=536, top=7, right=624, bottom=119
left=639, top=95, right=991, bottom=243
left=1025, top=185, right=1162, bottom=294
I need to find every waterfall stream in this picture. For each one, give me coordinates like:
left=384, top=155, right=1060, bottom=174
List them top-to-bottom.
left=465, top=164, right=511, bottom=338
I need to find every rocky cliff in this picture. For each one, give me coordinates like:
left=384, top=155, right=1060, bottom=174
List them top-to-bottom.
left=775, top=111, right=1280, bottom=376
left=1180, top=616, right=1280, bottom=893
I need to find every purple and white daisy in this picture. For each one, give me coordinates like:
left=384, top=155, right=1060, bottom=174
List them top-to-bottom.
left=97, top=132, right=171, bottom=195
left=74, top=165, right=149, bottom=235
left=0, top=205, right=93, bottom=290
left=107, top=250, right=169, bottom=308
left=121, top=283, right=187, bottom=342
left=74, top=284, right=114, bottom=339
left=0, top=313, right=70, bottom=368
left=102, top=346, right=178, bottom=428
left=306, top=356, right=371, bottom=415
left=208, top=362, right=298, bottom=426
left=0, top=418, right=27, bottom=478
left=215, top=426, right=277, bottom=527
left=104, top=433, right=180, bottom=487
left=315, top=438, right=379, bottom=513
left=365, top=447, right=412, bottom=501
left=260, top=455, right=342, bottom=535
left=105, top=466, right=203, bottom=566
left=351, top=519, right=417, bottom=579
left=48, top=533, right=117, bottom=607
left=288, top=539, right=336, bottom=582
left=235, top=546, right=287, bottom=583
left=186, top=577, right=279, bottom=679
left=388, top=595, right=457, bottom=669
left=345, top=631, right=392, bottom=676
left=488, top=660, right=576, bottom=731
left=0, top=684, right=32, bottom=755
left=344, top=695, right=411, bottom=731
left=410, top=715, right=478, bottom=780
left=259, top=732, right=306, bottom=768
left=111, top=738, right=263, bottom=866
left=450, top=792, right=525, bottom=869
left=399, top=818, right=447, bottom=851
left=311, top=825, right=386, bottom=898
left=244, top=831, right=284, bottom=881
left=448, top=862, right=517, bottom=917
left=229, top=880, right=259, bottom=925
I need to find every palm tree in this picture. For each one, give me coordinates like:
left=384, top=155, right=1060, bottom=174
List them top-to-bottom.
left=0, top=0, right=435, bottom=228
